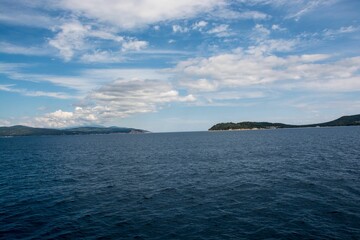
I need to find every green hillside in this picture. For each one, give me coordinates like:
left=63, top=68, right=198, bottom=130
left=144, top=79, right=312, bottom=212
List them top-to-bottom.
left=209, top=114, right=360, bottom=131
left=0, top=125, right=148, bottom=136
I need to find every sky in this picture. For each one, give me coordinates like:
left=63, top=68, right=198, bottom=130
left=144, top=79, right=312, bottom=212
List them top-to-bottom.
left=0, top=0, right=360, bottom=132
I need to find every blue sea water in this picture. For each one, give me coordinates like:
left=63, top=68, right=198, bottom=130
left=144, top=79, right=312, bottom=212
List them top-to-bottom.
left=1, top=127, right=360, bottom=239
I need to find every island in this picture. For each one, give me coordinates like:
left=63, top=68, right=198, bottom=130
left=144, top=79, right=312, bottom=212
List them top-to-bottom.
left=209, top=114, right=360, bottom=131
left=0, top=125, right=149, bottom=137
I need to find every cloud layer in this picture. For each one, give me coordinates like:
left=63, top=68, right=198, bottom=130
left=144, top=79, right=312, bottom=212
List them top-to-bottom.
left=175, top=49, right=360, bottom=92
left=31, top=79, right=195, bottom=128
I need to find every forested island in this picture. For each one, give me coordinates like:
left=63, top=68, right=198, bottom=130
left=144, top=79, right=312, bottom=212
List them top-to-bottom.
left=209, top=114, right=360, bottom=131
left=0, top=125, right=149, bottom=137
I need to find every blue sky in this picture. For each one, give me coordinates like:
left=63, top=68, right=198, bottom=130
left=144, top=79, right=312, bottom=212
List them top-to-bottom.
left=0, top=0, right=360, bottom=132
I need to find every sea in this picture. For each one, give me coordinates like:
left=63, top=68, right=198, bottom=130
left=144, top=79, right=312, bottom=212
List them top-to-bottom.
left=1, top=127, right=360, bottom=239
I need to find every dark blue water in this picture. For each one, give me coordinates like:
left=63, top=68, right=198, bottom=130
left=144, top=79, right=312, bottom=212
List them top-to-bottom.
left=1, top=127, right=360, bottom=239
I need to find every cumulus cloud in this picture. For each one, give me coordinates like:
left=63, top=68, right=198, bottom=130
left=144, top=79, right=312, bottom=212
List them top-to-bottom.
left=55, top=0, right=224, bottom=29
left=48, top=20, right=147, bottom=61
left=48, top=21, right=91, bottom=61
left=173, top=21, right=210, bottom=34
left=192, top=21, right=208, bottom=30
left=248, top=24, right=297, bottom=54
left=251, top=24, right=271, bottom=42
left=172, top=25, right=189, bottom=33
left=247, top=39, right=297, bottom=55
left=121, top=40, right=148, bottom=52
left=32, top=109, right=95, bottom=128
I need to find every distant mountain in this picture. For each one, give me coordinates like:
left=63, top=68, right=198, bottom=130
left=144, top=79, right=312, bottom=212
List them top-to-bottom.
left=209, top=114, right=360, bottom=131
left=0, top=125, right=149, bottom=137
left=63, top=126, right=148, bottom=134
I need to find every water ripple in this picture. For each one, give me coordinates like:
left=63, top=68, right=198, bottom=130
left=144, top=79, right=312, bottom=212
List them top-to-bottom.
left=1, top=127, right=360, bottom=239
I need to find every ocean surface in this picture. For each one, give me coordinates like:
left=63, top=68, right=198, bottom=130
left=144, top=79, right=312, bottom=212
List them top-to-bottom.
left=1, top=127, right=360, bottom=239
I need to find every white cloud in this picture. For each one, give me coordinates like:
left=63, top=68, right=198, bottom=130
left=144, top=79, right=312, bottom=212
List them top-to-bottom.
left=0, top=0, right=268, bottom=31
left=56, top=0, right=224, bottom=29
left=238, top=0, right=338, bottom=20
left=286, top=0, right=337, bottom=20
left=0, top=6, right=55, bottom=28
left=211, top=8, right=269, bottom=20
left=234, top=10, right=269, bottom=20
left=48, top=20, right=148, bottom=61
left=48, top=21, right=91, bottom=61
left=173, top=21, right=210, bottom=34
left=192, top=21, right=208, bottom=30
left=207, top=24, right=231, bottom=37
left=248, top=24, right=297, bottom=54
left=251, top=24, right=271, bottom=42
left=271, top=24, right=286, bottom=31
left=172, top=25, right=189, bottom=33
left=323, top=25, right=359, bottom=37
left=337, top=25, right=359, bottom=34
left=87, top=29, right=124, bottom=42
left=246, top=39, right=297, bottom=55
left=121, top=40, right=148, bottom=52
left=0, top=42, right=50, bottom=56
left=173, top=47, right=360, bottom=93
left=4, top=49, right=360, bottom=128
left=80, top=51, right=125, bottom=63
left=293, top=54, right=331, bottom=62
left=0, top=63, right=172, bottom=93
left=0, top=64, right=98, bottom=92
left=82, top=68, right=169, bottom=83
left=180, top=78, right=218, bottom=92
left=31, top=79, right=195, bottom=128
left=88, top=79, right=195, bottom=111
left=0, top=84, right=77, bottom=99
left=198, top=91, right=266, bottom=105
left=207, top=91, right=265, bottom=100
left=33, top=109, right=83, bottom=128
left=0, top=119, right=11, bottom=126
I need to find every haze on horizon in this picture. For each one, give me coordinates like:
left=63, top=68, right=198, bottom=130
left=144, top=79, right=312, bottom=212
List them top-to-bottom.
left=0, top=0, right=360, bottom=132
